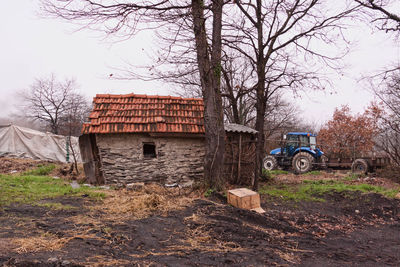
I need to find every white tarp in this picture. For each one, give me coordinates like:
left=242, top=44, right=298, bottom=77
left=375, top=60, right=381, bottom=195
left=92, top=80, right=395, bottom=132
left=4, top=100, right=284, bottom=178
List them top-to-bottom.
left=0, top=124, right=81, bottom=163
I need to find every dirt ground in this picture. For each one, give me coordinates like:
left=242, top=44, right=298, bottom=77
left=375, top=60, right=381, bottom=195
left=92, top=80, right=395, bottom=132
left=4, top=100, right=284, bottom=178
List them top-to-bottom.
left=1, top=158, right=400, bottom=266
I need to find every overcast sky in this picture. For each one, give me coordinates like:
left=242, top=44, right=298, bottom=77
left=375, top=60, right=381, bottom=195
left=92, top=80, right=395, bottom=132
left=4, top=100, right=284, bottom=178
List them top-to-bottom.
left=1, top=1, right=399, bottom=126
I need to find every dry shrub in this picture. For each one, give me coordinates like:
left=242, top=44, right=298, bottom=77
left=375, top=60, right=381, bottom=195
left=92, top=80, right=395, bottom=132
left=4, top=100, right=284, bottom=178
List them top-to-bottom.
left=97, top=183, right=196, bottom=220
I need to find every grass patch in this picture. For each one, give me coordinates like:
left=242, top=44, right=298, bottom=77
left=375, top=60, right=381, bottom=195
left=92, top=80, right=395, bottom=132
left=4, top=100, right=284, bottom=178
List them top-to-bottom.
left=23, top=164, right=56, bottom=176
left=0, top=173, right=105, bottom=208
left=260, top=179, right=400, bottom=202
left=302, top=180, right=399, bottom=198
left=259, top=184, right=324, bottom=202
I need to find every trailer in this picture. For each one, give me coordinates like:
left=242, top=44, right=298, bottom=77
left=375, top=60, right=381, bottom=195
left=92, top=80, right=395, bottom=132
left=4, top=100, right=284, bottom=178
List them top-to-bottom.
left=321, top=155, right=390, bottom=174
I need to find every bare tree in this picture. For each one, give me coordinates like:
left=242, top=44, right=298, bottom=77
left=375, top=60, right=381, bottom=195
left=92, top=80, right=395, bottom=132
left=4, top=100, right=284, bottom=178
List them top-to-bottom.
left=41, top=0, right=226, bottom=190
left=228, top=0, right=359, bottom=189
left=356, top=0, right=400, bottom=32
left=356, top=0, right=399, bottom=77
left=220, top=54, right=256, bottom=126
left=220, top=55, right=303, bottom=138
left=373, top=70, right=400, bottom=165
left=20, top=74, right=89, bottom=136
left=59, top=92, right=92, bottom=136
left=263, top=94, right=301, bottom=140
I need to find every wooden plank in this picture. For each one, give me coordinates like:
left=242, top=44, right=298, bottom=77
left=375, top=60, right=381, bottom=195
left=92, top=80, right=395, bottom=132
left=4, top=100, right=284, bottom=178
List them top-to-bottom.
left=237, top=134, right=242, bottom=184
left=79, top=135, right=96, bottom=184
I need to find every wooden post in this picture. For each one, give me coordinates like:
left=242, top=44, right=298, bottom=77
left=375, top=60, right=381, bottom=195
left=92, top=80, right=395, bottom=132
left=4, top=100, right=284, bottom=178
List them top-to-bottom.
left=79, top=134, right=104, bottom=185
left=237, top=134, right=242, bottom=184
left=231, top=141, right=235, bottom=182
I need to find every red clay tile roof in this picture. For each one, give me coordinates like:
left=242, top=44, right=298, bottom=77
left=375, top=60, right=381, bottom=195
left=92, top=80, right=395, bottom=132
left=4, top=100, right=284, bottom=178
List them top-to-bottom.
left=82, top=93, right=205, bottom=134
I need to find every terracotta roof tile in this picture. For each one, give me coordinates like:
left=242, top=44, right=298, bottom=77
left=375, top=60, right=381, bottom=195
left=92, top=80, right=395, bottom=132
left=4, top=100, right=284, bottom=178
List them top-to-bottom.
left=82, top=93, right=205, bottom=134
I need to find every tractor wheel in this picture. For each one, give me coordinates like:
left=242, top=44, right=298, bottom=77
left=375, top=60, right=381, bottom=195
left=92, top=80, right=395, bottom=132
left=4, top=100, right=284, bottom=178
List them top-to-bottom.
left=292, top=152, right=314, bottom=174
left=263, top=156, right=278, bottom=171
left=351, top=159, right=369, bottom=175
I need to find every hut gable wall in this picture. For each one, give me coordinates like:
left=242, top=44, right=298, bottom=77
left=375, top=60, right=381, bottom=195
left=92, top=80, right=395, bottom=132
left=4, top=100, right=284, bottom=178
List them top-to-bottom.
left=96, top=133, right=205, bottom=185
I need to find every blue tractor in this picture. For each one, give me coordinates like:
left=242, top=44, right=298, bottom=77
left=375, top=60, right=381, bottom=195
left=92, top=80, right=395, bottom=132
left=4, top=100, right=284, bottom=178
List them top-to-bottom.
left=263, top=132, right=325, bottom=173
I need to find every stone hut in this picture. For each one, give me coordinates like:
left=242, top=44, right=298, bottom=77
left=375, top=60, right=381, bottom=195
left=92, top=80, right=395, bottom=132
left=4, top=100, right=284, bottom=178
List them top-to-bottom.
left=79, top=93, right=257, bottom=186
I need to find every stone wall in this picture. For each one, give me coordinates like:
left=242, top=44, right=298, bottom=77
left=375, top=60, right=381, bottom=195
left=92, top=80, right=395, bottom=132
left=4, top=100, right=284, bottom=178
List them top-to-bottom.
left=96, top=133, right=205, bottom=185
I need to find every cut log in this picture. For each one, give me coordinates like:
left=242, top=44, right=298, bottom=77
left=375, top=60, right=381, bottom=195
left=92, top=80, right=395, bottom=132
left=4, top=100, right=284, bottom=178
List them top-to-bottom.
left=227, top=188, right=265, bottom=213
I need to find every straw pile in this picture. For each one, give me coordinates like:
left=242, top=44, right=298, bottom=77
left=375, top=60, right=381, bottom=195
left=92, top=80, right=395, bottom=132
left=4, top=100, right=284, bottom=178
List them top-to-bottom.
left=95, top=183, right=198, bottom=220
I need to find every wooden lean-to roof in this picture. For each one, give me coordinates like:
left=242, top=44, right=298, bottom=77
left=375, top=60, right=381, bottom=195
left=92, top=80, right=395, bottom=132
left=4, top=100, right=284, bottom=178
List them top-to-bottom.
left=82, top=93, right=205, bottom=134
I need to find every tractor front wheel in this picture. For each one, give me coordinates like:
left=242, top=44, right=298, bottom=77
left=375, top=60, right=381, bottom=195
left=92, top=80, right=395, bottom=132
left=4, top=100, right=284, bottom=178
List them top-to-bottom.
left=292, top=152, right=314, bottom=174
left=263, top=156, right=278, bottom=171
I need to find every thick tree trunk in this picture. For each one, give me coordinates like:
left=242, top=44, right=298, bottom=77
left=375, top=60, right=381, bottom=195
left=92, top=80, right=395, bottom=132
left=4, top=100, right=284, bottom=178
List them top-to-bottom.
left=192, top=0, right=226, bottom=190
left=253, top=0, right=265, bottom=191
left=253, top=87, right=266, bottom=191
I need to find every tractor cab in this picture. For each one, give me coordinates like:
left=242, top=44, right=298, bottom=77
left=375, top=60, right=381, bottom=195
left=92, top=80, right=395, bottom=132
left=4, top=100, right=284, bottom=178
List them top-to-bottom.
left=264, top=132, right=324, bottom=173
left=270, top=132, right=320, bottom=157
left=284, top=133, right=317, bottom=156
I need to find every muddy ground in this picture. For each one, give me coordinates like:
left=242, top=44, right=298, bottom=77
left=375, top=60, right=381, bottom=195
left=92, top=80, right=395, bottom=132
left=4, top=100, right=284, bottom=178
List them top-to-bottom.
left=1, top=159, right=400, bottom=266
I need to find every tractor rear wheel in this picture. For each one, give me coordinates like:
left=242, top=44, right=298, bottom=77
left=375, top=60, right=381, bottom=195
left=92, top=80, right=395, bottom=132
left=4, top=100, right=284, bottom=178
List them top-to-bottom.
left=292, top=152, right=314, bottom=174
left=263, top=156, right=278, bottom=171
left=351, top=159, right=369, bottom=175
